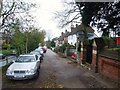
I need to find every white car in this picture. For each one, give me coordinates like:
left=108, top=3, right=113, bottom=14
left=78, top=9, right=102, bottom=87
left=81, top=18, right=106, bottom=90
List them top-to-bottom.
left=35, top=48, right=44, bottom=58
left=30, top=51, right=43, bottom=63
left=6, top=54, right=40, bottom=80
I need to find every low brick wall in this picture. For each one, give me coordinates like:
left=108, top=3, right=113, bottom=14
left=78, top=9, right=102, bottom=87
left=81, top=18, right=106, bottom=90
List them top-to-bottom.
left=98, top=56, right=120, bottom=81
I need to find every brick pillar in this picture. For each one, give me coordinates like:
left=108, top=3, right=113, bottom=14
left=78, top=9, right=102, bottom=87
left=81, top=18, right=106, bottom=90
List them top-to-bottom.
left=92, top=40, right=98, bottom=72
left=80, top=42, right=86, bottom=64
left=80, top=42, right=84, bottom=64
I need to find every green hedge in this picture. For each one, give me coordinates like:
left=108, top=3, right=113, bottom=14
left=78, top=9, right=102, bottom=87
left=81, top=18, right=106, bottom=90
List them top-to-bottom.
left=107, top=48, right=120, bottom=51
left=0, top=50, right=12, bottom=55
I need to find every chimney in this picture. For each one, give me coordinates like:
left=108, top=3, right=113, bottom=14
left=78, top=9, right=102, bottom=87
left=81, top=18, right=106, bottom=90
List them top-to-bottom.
left=71, top=24, right=74, bottom=32
left=71, top=24, right=74, bottom=29
left=76, top=24, right=78, bottom=27
left=65, top=29, right=67, bottom=33
left=61, top=32, right=64, bottom=36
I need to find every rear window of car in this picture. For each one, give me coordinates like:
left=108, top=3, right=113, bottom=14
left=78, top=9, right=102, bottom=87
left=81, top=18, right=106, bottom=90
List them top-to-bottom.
left=16, top=56, right=35, bottom=62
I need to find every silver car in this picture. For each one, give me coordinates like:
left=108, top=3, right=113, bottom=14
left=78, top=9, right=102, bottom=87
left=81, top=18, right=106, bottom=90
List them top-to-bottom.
left=6, top=54, right=40, bottom=80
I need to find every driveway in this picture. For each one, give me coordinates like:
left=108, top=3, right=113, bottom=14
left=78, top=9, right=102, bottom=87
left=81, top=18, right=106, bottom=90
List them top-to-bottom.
left=2, top=49, right=118, bottom=88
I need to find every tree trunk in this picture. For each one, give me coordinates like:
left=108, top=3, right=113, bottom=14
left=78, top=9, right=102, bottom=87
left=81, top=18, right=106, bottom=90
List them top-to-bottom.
left=25, top=33, right=28, bottom=54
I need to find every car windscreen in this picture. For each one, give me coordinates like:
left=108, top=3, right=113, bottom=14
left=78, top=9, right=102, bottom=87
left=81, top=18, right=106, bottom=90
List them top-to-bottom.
left=16, top=56, right=35, bottom=62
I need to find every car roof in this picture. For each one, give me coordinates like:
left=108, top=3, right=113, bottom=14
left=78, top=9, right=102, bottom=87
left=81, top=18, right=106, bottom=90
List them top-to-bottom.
left=30, top=51, right=40, bottom=53
left=19, top=54, right=35, bottom=57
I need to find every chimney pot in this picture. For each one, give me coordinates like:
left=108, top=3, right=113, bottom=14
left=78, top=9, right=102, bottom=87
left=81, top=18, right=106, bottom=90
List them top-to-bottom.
left=76, top=24, right=78, bottom=27
left=61, top=32, right=64, bottom=36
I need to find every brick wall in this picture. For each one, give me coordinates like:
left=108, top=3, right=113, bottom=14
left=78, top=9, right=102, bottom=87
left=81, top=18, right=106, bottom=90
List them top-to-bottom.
left=81, top=39, right=120, bottom=81
left=98, top=56, right=120, bottom=81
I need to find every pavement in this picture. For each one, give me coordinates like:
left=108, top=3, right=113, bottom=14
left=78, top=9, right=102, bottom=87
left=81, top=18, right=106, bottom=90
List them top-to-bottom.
left=44, top=49, right=119, bottom=88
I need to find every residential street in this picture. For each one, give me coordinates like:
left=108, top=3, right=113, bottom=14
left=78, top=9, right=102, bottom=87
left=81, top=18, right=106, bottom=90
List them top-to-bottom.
left=2, top=49, right=118, bottom=88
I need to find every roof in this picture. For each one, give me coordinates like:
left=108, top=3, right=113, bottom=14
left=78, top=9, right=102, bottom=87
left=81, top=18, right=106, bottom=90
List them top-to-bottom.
left=57, top=24, right=96, bottom=41
left=76, top=24, right=94, bottom=33
left=69, top=28, right=77, bottom=35
left=58, top=31, right=70, bottom=41
left=58, top=36, right=64, bottom=41
left=52, top=37, right=58, bottom=41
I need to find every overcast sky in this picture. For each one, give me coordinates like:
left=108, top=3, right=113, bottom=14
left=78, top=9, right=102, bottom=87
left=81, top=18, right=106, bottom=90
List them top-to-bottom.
left=26, top=0, right=68, bottom=41
left=26, top=0, right=101, bottom=41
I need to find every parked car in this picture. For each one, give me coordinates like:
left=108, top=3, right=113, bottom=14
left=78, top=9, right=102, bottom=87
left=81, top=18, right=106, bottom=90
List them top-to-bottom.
left=42, top=45, right=47, bottom=53
left=35, top=48, right=44, bottom=58
left=12, top=50, right=17, bottom=55
left=30, top=51, right=43, bottom=63
left=0, top=54, right=6, bottom=59
left=6, top=54, right=40, bottom=80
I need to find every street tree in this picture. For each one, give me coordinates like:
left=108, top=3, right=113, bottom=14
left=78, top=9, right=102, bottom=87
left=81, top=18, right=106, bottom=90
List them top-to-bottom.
left=1, top=0, right=37, bottom=32
left=1, top=0, right=42, bottom=54
left=54, top=1, right=120, bottom=37
left=12, top=26, right=46, bottom=54
left=12, top=28, right=25, bottom=55
left=27, top=29, right=46, bottom=52
left=51, top=40, right=56, bottom=47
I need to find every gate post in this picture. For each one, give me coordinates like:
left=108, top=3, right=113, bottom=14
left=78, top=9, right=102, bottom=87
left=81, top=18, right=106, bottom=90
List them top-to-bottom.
left=92, top=40, right=98, bottom=73
left=80, top=41, right=86, bottom=64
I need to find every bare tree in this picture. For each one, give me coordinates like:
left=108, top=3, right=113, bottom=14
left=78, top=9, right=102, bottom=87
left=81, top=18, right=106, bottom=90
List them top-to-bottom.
left=1, top=0, right=37, bottom=32
left=54, top=0, right=81, bottom=28
left=54, top=1, right=120, bottom=37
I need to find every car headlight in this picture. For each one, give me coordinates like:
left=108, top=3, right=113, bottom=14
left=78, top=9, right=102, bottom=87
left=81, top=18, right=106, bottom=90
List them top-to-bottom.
left=6, top=69, right=13, bottom=75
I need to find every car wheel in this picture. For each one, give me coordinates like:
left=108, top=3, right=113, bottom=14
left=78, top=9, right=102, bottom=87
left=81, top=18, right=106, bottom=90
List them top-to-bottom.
left=40, top=57, right=43, bottom=63
left=40, top=60, right=42, bottom=63
left=38, top=65, right=40, bottom=69
left=34, top=70, right=39, bottom=79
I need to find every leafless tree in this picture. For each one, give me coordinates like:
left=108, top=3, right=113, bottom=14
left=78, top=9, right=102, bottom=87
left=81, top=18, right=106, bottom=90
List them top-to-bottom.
left=1, top=0, right=37, bottom=33
left=54, top=0, right=81, bottom=28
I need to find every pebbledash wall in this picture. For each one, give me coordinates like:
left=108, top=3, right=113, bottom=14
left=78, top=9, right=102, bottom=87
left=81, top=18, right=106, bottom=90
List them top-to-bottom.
left=80, top=38, right=120, bottom=81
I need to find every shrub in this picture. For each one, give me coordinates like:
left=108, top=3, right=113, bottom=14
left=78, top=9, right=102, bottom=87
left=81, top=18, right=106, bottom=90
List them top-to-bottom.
left=103, top=36, right=110, bottom=46
left=2, top=44, right=11, bottom=50
left=0, top=50, right=12, bottom=56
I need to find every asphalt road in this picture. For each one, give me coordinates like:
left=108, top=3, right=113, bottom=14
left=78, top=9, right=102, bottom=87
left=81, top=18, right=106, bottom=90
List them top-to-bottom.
left=2, top=49, right=118, bottom=88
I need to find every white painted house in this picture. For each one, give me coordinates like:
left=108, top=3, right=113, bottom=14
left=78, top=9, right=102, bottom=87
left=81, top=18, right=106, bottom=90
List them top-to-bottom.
left=53, top=24, right=97, bottom=47
left=68, top=24, right=98, bottom=46
left=68, top=34, right=77, bottom=46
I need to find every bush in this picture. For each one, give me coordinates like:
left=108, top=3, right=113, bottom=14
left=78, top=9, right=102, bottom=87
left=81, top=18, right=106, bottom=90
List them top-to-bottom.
left=103, top=36, right=110, bottom=46
left=54, top=43, right=75, bottom=54
left=2, top=44, right=11, bottom=50
left=0, top=50, right=12, bottom=56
